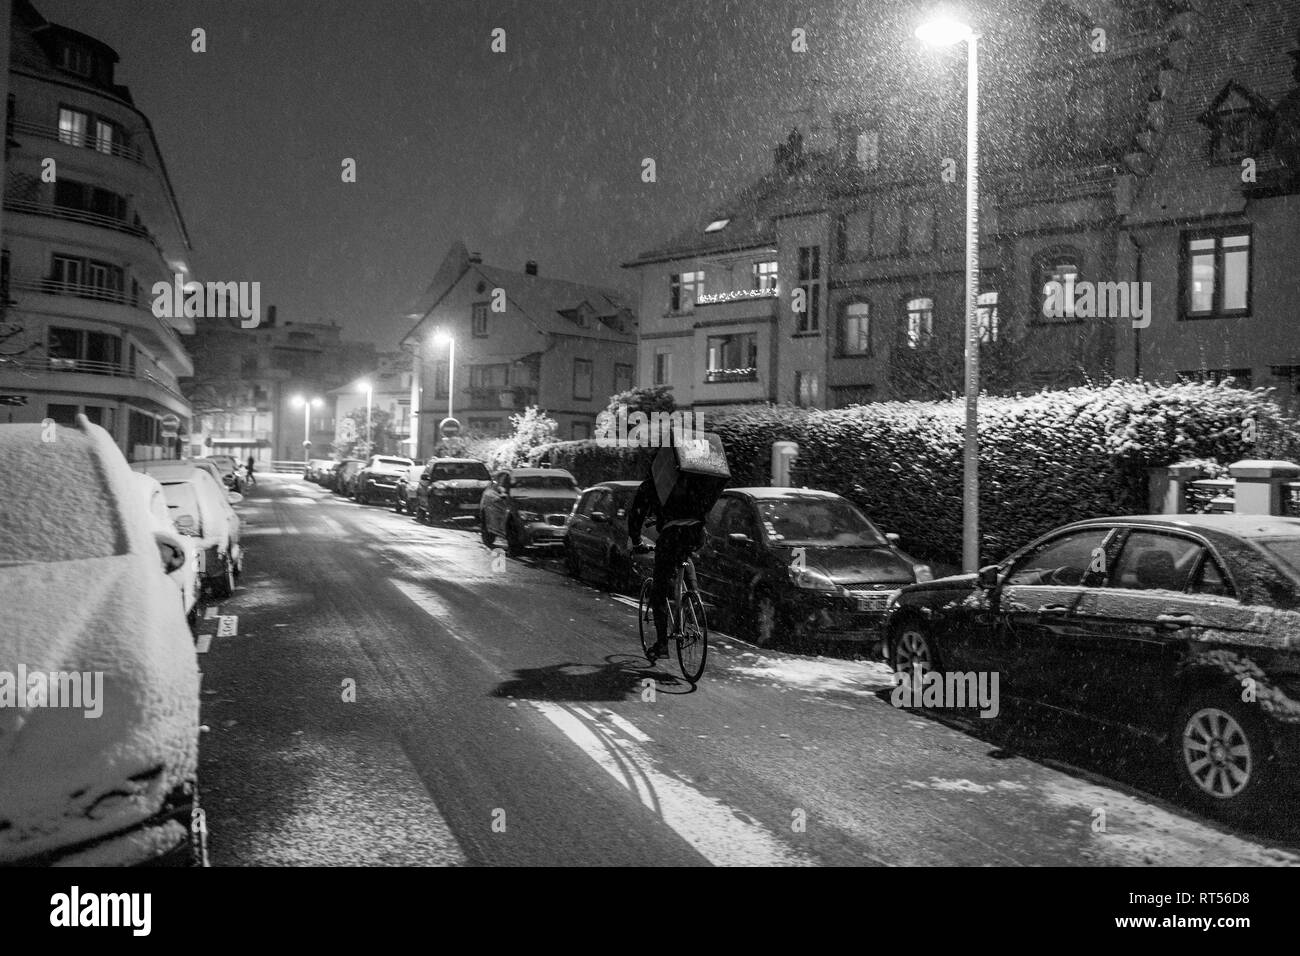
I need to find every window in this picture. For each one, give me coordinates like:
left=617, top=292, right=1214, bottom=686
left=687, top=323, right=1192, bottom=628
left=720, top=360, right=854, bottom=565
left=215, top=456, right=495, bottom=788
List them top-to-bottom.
left=59, top=44, right=93, bottom=76
left=1199, top=82, right=1272, bottom=166
left=58, top=107, right=87, bottom=147
left=94, top=119, right=116, bottom=155
left=856, top=129, right=880, bottom=171
left=904, top=202, right=935, bottom=253
left=1183, top=231, right=1251, bottom=317
left=795, top=245, right=821, bottom=333
left=1036, top=251, right=1082, bottom=319
left=51, top=254, right=81, bottom=288
left=753, top=260, right=778, bottom=291
left=670, top=270, right=704, bottom=312
left=977, top=290, right=999, bottom=343
left=904, top=297, right=934, bottom=349
left=472, top=302, right=489, bottom=336
left=841, top=302, right=871, bottom=356
left=47, top=327, right=120, bottom=372
left=705, top=333, right=757, bottom=382
left=653, top=348, right=672, bottom=386
left=573, top=358, right=593, bottom=400
left=433, top=360, right=449, bottom=399
left=614, top=363, right=633, bottom=393
left=469, top=364, right=509, bottom=388
left=795, top=370, right=820, bottom=408
left=46, top=403, right=78, bottom=425
left=1007, top=528, right=1111, bottom=587
left=1110, top=532, right=1201, bottom=592
left=1191, top=555, right=1233, bottom=597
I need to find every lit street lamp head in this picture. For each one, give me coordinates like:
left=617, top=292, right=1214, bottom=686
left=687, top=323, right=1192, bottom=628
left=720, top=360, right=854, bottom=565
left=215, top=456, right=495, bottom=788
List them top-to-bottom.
left=915, top=14, right=975, bottom=47
left=432, top=332, right=452, bottom=348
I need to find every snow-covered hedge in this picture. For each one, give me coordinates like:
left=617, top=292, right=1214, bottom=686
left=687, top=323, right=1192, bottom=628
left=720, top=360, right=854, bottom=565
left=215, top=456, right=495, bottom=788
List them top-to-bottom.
left=530, top=382, right=1299, bottom=567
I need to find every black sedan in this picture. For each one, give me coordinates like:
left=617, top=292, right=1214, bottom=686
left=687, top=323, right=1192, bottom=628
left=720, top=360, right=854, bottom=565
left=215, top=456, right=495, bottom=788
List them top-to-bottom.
left=564, top=480, right=644, bottom=592
left=695, top=488, right=932, bottom=647
left=886, top=514, right=1300, bottom=818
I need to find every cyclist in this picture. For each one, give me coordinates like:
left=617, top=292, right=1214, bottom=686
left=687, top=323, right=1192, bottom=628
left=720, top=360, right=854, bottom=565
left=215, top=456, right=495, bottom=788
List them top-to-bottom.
left=628, top=459, right=720, bottom=662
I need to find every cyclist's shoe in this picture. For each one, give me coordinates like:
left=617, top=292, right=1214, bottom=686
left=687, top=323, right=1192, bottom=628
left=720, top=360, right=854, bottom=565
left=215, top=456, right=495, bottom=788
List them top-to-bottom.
left=645, top=638, right=668, bottom=661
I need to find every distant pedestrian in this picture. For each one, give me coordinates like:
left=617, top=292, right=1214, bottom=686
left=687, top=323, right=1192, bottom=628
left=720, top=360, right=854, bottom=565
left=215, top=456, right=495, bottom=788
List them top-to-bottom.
left=245, top=455, right=256, bottom=488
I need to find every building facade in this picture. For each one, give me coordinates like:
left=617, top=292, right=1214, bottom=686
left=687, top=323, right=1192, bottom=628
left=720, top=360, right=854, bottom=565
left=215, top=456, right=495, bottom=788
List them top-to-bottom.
left=0, top=0, right=195, bottom=458
left=626, top=0, right=1300, bottom=414
left=401, top=242, right=636, bottom=459
left=183, top=308, right=375, bottom=463
left=330, top=350, right=413, bottom=456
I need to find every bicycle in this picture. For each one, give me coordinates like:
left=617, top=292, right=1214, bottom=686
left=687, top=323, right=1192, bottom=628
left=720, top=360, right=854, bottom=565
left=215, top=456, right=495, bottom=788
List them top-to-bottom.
left=636, top=548, right=709, bottom=683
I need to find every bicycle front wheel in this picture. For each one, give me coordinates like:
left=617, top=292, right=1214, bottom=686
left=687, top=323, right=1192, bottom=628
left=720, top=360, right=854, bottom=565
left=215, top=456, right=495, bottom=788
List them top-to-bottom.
left=637, top=578, right=656, bottom=659
left=676, top=591, right=708, bottom=683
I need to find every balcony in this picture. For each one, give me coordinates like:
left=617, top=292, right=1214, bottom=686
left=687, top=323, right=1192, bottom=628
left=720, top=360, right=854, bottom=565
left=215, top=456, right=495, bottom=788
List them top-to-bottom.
left=9, top=119, right=147, bottom=165
left=3, top=197, right=165, bottom=258
left=692, top=288, right=779, bottom=325
left=0, top=354, right=189, bottom=414
left=704, top=367, right=758, bottom=384
left=465, top=384, right=537, bottom=409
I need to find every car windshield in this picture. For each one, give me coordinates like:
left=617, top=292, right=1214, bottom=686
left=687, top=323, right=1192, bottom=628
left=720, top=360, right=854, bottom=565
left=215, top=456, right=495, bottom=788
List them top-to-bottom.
left=375, top=458, right=411, bottom=468
left=432, top=462, right=490, bottom=481
left=512, top=475, right=577, bottom=491
left=162, top=481, right=202, bottom=534
left=755, top=497, right=888, bottom=548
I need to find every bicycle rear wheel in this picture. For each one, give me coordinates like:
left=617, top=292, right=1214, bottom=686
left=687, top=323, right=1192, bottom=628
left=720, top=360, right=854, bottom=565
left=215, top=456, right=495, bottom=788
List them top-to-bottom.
left=637, top=578, right=656, bottom=659
left=676, top=591, right=708, bottom=683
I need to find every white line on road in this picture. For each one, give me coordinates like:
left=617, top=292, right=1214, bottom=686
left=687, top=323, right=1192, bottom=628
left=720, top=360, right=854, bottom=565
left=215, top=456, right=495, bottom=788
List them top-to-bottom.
left=195, top=634, right=212, bottom=654
left=532, top=701, right=815, bottom=867
left=577, top=705, right=652, bottom=743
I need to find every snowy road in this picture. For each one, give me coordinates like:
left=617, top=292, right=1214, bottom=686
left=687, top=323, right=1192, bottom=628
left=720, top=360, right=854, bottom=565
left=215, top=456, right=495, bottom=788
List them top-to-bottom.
left=194, top=475, right=1300, bottom=866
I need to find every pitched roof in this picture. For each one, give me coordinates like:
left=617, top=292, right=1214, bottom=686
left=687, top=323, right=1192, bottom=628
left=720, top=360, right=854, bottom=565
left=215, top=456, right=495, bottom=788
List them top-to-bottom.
left=473, top=264, right=633, bottom=340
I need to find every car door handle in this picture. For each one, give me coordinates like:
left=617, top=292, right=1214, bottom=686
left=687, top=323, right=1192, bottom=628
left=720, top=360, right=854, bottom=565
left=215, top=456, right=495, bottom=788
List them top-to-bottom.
left=1038, top=605, right=1072, bottom=616
left=1156, top=613, right=1197, bottom=628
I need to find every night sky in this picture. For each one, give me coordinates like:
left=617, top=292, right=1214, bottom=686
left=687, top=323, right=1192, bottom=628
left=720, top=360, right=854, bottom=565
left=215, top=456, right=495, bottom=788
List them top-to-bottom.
left=39, top=0, right=938, bottom=348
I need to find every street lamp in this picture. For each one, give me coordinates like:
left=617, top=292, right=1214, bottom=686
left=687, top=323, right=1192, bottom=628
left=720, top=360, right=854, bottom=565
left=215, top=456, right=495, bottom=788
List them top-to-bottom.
left=917, top=11, right=981, bottom=572
left=432, top=331, right=455, bottom=425
left=358, top=379, right=373, bottom=454
left=291, top=394, right=322, bottom=463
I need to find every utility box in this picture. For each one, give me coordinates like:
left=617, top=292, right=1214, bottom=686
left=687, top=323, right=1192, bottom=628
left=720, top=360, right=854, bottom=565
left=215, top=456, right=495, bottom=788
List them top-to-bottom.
left=651, top=431, right=731, bottom=511
left=771, top=441, right=799, bottom=487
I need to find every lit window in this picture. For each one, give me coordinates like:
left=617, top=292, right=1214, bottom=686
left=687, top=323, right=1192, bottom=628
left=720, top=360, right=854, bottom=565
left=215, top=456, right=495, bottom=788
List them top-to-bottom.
left=58, top=107, right=87, bottom=148
left=856, top=130, right=880, bottom=171
left=705, top=219, right=730, bottom=233
left=1184, top=232, right=1251, bottom=317
left=795, top=246, right=821, bottom=333
left=1037, top=253, right=1082, bottom=318
left=753, top=260, right=778, bottom=291
left=670, top=271, right=704, bottom=312
left=977, top=290, right=999, bottom=343
left=905, top=297, right=934, bottom=348
left=842, top=302, right=871, bottom=355
left=706, top=333, right=757, bottom=382
left=795, top=370, right=821, bottom=408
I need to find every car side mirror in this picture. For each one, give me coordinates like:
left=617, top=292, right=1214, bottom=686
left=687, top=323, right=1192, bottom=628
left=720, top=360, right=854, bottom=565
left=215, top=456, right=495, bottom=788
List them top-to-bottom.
left=227, top=491, right=244, bottom=505
left=615, top=508, right=626, bottom=518
left=591, top=512, right=610, bottom=524
left=154, top=530, right=187, bottom=574
left=727, top=532, right=753, bottom=547
left=885, top=532, right=900, bottom=544
left=977, top=564, right=1000, bottom=589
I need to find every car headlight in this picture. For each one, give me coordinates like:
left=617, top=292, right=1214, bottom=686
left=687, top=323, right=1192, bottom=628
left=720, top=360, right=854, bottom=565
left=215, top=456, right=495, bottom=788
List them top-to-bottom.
left=433, top=481, right=447, bottom=491
left=518, top=510, right=542, bottom=522
left=913, top=564, right=934, bottom=583
left=789, top=566, right=838, bottom=591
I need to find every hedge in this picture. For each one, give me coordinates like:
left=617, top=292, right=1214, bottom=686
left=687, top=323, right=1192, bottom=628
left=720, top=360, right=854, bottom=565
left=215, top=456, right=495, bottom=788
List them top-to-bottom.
left=528, top=381, right=1300, bottom=568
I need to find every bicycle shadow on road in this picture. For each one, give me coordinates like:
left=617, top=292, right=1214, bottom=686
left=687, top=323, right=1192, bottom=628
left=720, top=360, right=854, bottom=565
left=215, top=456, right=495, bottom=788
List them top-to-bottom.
left=490, top=655, right=695, bottom=703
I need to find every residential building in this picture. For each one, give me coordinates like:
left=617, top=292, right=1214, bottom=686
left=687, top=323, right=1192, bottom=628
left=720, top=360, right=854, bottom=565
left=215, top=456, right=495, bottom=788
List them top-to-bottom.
left=0, top=0, right=195, bottom=457
left=625, top=1, right=1300, bottom=413
left=401, top=243, right=636, bottom=459
left=183, top=306, right=375, bottom=463
left=330, top=350, right=413, bottom=454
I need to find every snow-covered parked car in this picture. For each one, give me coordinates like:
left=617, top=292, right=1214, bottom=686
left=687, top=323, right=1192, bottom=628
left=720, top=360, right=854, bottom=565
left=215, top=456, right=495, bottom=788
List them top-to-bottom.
left=0, top=416, right=206, bottom=865
left=132, top=459, right=243, bottom=600
left=134, top=472, right=200, bottom=634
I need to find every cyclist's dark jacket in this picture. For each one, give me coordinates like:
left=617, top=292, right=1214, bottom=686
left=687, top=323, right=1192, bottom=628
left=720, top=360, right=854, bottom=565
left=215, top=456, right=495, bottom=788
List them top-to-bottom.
left=628, top=475, right=715, bottom=542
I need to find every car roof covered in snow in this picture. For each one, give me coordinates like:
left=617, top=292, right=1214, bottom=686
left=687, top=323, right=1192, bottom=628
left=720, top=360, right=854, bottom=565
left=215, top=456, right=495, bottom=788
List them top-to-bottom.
left=726, top=487, right=844, bottom=501
left=1063, top=514, right=1300, bottom=540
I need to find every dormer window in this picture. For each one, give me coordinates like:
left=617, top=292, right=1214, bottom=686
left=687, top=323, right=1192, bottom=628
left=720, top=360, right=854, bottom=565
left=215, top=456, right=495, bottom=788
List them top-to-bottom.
left=59, top=44, right=93, bottom=77
left=1199, top=81, right=1273, bottom=165
left=704, top=219, right=729, bottom=233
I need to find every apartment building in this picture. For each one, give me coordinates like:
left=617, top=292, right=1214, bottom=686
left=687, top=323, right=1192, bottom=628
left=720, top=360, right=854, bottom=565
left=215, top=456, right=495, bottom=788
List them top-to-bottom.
left=0, top=0, right=194, bottom=457
left=626, top=1, right=1300, bottom=413
left=401, top=242, right=636, bottom=459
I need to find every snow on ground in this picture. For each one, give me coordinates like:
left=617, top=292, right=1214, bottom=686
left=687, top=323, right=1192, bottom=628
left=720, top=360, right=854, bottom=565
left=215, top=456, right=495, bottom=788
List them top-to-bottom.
left=727, top=653, right=896, bottom=697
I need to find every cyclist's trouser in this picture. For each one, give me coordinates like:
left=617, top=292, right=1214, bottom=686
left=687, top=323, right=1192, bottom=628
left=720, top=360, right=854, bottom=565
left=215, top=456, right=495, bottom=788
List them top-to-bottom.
left=651, top=522, right=704, bottom=643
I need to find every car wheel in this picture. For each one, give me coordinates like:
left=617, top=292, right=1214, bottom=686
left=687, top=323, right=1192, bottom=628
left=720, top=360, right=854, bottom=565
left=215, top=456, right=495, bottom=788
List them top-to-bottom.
left=394, top=496, right=405, bottom=514
left=480, top=519, right=494, bottom=547
left=506, top=520, right=526, bottom=557
left=564, top=541, right=582, bottom=579
left=210, top=558, right=235, bottom=600
left=750, top=592, right=779, bottom=647
left=891, top=619, right=940, bottom=676
left=1172, top=694, right=1274, bottom=819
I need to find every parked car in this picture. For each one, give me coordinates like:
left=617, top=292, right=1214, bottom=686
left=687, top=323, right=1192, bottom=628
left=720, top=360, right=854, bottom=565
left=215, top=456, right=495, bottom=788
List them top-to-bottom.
left=0, top=416, right=206, bottom=866
left=203, top=454, right=243, bottom=492
left=354, top=455, right=414, bottom=505
left=413, top=457, right=492, bottom=523
left=305, top=458, right=335, bottom=483
left=332, top=458, right=365, bottom=496
left=132, top=460, right=244, bottom=600
left=393, top=464, right=423, bottom=514
left=480, top=467, right=581, bottom=555
left=135, top=472, right=200, bottom=634
left=564, top=480, right=645, bottom=591
left=694, top=488, right=931, bottom=647
left=886, top=514, right=1300, bottom=818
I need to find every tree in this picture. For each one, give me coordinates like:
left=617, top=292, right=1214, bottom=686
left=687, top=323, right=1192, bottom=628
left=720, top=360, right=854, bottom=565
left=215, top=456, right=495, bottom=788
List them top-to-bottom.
left=603, top=384, right=675, bottom=420
left=497, top=405, right=558, bottom=467
left=332, top=406, right=395, bottom=459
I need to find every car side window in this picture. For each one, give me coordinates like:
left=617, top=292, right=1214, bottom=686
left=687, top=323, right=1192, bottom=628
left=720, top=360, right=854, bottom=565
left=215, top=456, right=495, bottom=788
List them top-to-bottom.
left=576, top=490, right=596, bottom=517
left=592, top=490, right=611, bottom=517
left=705, top=499, right=728, bottom=537
left=720, top=499, right=757, bottom=540
left=1006, top=529, right=1112, bottom=587
left=1110, top=531, right=1200, bottom=592
left=1190, top=552, right=1234, bottom=598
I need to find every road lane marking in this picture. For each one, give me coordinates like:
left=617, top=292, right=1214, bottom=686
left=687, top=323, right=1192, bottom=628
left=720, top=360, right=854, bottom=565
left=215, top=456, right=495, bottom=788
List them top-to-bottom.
left=217, top=615, right=238, bottom=637
left=195, top=634, right=212, bottom=654
left=532, top=701, right=815, bottom=867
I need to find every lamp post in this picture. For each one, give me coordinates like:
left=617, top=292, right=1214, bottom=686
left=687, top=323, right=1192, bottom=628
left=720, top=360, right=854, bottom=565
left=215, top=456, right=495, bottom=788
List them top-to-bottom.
left=917, top=12, right=981, bottom=572
left=433, top=331, right=455, bottom=424
left=359, top=380, right=373, bottom=454
left=291, top=394, right=323, bottom=463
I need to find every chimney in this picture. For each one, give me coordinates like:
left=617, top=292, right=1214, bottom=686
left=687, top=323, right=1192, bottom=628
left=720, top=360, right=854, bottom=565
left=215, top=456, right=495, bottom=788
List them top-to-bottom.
left=468, top=251, right=483, bottom=264
left=525, top=260, right=538, bottom=276
left=266, top=305, right=277, bottom=327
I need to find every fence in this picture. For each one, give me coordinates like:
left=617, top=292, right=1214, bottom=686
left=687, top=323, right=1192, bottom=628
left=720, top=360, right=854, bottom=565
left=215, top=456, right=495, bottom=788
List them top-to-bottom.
left=270, top=460, right=306, bottom=474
